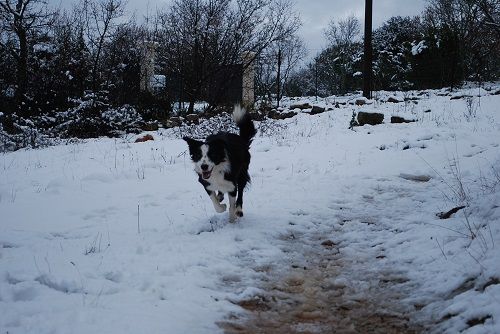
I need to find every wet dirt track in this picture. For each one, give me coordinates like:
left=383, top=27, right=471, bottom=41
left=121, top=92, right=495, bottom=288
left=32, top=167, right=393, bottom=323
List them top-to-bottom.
left=219, top=228, right=423, bottom=334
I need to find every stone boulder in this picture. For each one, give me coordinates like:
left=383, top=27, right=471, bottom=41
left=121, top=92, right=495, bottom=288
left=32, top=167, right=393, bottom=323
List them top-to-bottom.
left=387, top=96, right=403, bottom=103
left=355, top=97, right=368, bottom=106
left=290, top=103, right=312, bottom=110
left=310, top=106, right=326, bottom=115
left=268, top=109, right=297, bottom=120
left=249, top=111, right=266, bottom=121
left=357, top=112, right=384, bottom=126
left=185, top=114, right=200, bottom=124
left=166, top=116, right=182, bottom=128
left=391, top=116, right=416, bottom=124
left=135, top=134, right=154, bottom=143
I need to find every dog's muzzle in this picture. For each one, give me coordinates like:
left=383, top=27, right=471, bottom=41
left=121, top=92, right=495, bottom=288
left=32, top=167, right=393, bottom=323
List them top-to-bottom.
left=201, top=170, right=212, bottom=179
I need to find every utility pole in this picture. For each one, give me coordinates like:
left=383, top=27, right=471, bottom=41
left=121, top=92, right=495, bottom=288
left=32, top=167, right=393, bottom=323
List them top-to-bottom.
left=363, top=0, right=373, bottom=99
left=276, top=48, right=282, bottom=107
left=315, top=60, right=318, bottom=101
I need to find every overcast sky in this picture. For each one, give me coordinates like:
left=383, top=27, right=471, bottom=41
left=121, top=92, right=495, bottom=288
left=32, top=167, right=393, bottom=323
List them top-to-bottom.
left=52, top=0, right=428, bottom=57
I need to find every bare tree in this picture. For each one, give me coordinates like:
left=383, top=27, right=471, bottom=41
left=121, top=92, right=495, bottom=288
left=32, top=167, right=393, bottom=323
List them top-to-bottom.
left=0, top=0, right=55, bottom=112
left=79, top=0, right=125, bottom=91
left=157, top=0, right=300, bottom=113
left=425, top=0, right=500, bottom=84
left=479, top=0, right=500, bottom=36
left=323, top=15, right=362, bottom=94
left=325, top=15, right=361, bottom=48
left=255, top=35, right=306, bottom=104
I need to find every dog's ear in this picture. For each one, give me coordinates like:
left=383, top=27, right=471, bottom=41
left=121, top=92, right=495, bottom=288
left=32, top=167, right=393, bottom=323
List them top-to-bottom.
left=183, top=137, right=202, bottom=148
left=183, top=137, right=203, bottom=157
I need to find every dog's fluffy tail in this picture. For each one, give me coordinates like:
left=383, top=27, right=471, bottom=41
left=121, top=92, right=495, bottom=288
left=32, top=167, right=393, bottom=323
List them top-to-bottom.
left=233, top=105, right=257, bottom=145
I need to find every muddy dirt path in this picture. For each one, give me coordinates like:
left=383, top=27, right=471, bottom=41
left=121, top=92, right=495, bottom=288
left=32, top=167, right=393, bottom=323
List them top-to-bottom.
left=219, top=227, right=422, bottom=333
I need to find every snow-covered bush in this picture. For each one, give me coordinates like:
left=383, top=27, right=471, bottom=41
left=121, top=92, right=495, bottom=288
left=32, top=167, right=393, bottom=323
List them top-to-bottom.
left=55, top=93, right=143, bottom=139
left=102, top=105, right=144, bottom=135
left=0, top=113, right=55, bottom=152
left=173, top=113, right=238, bottom=140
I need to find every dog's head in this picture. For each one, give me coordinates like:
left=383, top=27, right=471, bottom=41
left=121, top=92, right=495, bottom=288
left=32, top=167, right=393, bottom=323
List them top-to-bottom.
left=183, top=137, right=227, bottom=180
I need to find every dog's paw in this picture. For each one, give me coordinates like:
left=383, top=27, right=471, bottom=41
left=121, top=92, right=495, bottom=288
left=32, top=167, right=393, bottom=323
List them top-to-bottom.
left=215, top=203, right=227, bottom=213
left=235, top=205, right=243, bottom=217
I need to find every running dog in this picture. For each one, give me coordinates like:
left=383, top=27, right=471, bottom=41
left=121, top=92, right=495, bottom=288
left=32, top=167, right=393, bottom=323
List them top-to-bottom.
left=183, top=105, right=256, bottom=221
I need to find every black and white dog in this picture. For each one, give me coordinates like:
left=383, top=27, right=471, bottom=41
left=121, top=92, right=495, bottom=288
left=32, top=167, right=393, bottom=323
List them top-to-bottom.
left=183, top=106, right=257, bottom=221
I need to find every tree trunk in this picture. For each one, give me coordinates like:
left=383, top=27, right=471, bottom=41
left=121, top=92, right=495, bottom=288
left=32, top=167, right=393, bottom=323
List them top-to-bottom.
left=15, top=27, right=28, bottom=114
left=276, top=48, right=282, bottom=107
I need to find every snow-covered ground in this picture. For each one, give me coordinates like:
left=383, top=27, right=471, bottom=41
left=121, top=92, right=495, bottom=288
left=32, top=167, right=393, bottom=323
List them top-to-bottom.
left=1, top=85, right=499, bottom=333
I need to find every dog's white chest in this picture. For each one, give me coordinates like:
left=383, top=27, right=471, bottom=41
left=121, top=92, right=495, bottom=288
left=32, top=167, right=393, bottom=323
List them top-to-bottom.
left=206, top=169, right=235, bottom=193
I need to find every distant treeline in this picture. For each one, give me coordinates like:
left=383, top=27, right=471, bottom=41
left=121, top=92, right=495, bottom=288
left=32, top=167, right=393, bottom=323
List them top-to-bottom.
left=0, top=0, right=499, bottom=147
left=283, top=0, right=500, bottom=97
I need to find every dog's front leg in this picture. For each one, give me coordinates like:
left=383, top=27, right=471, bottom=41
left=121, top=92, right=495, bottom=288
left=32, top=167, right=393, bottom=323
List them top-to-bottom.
left=228, top=190, right=237, bottom=222
left=209, top=191, right=227, bottom=213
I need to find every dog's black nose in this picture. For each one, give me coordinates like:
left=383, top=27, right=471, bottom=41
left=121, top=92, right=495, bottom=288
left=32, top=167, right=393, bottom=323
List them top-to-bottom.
left=201, top=164, right=208, bottom=171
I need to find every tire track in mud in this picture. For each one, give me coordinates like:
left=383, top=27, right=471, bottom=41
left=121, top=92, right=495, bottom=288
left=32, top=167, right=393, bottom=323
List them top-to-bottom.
left=219, top=222, right=423, bottom=334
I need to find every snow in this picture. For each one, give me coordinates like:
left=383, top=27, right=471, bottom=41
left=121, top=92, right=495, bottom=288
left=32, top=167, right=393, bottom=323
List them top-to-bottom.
left=412, top=40, right=427, bottom=56
left=33, top=43, right=56, bottom=54
left=150, top=74, right=166, bottom=89
left=1, top=85, right=500, bottom=333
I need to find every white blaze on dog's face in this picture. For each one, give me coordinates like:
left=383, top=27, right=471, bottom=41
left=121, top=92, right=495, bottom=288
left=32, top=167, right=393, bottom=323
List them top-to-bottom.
left=183, top=137, right=228, bottom=180
left=195, top=144, right=215, bottom=179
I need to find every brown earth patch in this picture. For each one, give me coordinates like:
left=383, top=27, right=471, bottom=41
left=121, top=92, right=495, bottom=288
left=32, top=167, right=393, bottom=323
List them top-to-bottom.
left=219, top=233, right=422, bottom=334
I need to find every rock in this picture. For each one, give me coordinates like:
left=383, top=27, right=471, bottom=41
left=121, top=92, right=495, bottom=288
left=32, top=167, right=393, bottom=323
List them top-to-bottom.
left=450, top=94, right=466, bottom=100
left=387, top=96, right=403, bottom=103
left=355, top=97, right=367, bottom=106
left=290, top=103, right=312, bottom=110
left=310, top=106, right=326, bottom=115
left=267, top=109, right=279, bottom=119
left=268, top=109, right=297, bottom=120
left=249, top=111, right=265, bottom=121
left=280, top=111, right=297, bottom=119
left=357, top=112, right=384, bottom=126
left=185, top=114, right=199, bottom=123
left=166, top=116, right=182, bottom=128
left=391, top=116, right=416, bottom=124
left=135, top=134, right=154, bottom=143
left=399, top=173, right=432, bottom=182
left=321, top=240, right=336, bottom=248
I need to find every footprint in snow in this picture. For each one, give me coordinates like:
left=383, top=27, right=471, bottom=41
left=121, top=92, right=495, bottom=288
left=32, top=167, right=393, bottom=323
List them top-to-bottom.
left=463, top=147, right=487, bottom=158
left=291, top=210, right=309, bottom=216
left=196, top=216, right=227, bottom=234
left=1, top=242, right=18, bottom=249
left=12, top=286, right=38, bottom=302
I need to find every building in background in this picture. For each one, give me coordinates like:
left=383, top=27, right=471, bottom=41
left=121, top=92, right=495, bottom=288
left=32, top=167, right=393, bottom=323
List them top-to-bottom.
left=140, top=43, right=255, bottom=108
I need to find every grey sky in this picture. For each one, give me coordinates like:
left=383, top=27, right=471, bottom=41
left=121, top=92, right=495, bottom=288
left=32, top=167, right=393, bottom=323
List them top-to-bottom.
left=52, top=0, right=428, bottom=57
left=295, top=0, right=427, bottom=54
